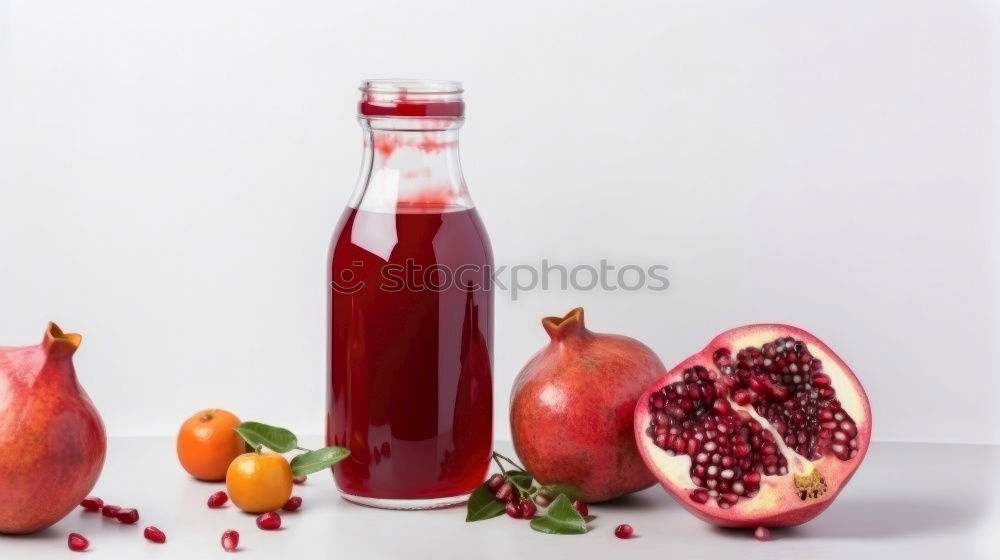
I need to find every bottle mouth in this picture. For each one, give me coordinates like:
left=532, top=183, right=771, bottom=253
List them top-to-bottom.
left=359, top=79, right=464, bottom=118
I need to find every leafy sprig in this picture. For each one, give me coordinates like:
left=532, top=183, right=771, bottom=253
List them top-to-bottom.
left=234, top=421, right=350, bottom=477
left=466, top=452, right=590, bottom=535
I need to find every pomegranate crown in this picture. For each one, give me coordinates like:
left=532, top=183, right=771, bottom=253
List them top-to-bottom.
left=541, top=307, right=590, bottom=340
left=42, top=322, right=82, bottom=358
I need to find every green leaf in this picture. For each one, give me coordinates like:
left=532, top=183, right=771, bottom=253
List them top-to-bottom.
left=233, top=421, right=298, bottom=453
left=290, top=446, right=350, bottom=476
left=504, top=470, right=534, bottom=493
left=466, top=483, right=506, bottom=522
left=537, top=483, right=584, bottom=501
left=529, top=494, right=588, bottom=535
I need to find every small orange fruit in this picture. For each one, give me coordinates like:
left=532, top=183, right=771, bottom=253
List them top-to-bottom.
left=176, top=409, right=245, bottom=481
left=226, top=452, right=294, bottom=513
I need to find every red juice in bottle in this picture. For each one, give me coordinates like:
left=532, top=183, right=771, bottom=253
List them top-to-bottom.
left=327, top=80, right=493, bottom=508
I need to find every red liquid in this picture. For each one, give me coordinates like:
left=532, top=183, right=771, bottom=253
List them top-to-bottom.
left=327, top=204, right=493, bottom=500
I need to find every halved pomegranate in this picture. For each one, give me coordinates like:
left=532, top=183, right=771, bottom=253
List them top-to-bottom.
left=634, top=325, right=871, bottom=529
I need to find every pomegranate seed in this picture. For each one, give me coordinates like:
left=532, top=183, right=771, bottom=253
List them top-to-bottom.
left=713, top=398, right=731, bottom=415
left=486, top=473, right=505, bottom=491
left=293, top=475, right=307, bottom=485
left=495, top=481, right=513, bottom=502
left=207, top=491, right=229, bottom=508
left=534, top=494, right=551, bottom=507
left=80, top=496, right=103, bottom=511
left=282, top=497, right=303, bottom=512
left=519, top=500, right=537, bottom=519
left=572, top=500, right=589, bottom=517
left=504, top=501, right=523, bottom=519
left=101, top=504, right=121, bottom=517
left=115, top=508, right=139, bottom=524
left=256, top=511, right=281, bottom=530
left=614, top=524, right=634, bottom=539
left=144, top=526, right=167, bottom=543
left=754, top=526, right=771, bottom=541
left=221, top=529, right=239, bottom=552
left=68, top=532, right=89, bottom=551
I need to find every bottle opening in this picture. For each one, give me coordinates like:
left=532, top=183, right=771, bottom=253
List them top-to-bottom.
left=359, top=79, right=464, bottom=118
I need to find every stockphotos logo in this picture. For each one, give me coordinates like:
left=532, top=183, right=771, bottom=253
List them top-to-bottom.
left=331, top=259, right=669, bottom=301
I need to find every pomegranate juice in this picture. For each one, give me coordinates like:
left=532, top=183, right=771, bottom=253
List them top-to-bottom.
left=327, top=203, right=493, bottom=502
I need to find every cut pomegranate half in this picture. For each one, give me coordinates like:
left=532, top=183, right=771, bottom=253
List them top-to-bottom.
left=634, top=324, right=872, bottom=528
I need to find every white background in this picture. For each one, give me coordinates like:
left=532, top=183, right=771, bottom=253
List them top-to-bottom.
left=1, top=0, right=998, bottom=446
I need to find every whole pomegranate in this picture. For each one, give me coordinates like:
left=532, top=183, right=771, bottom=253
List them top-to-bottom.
left=510, top=307, right=664, bottom=502
left=0, top=324, right=106, bottom=534
left=634, top=324, right=871, bottom=530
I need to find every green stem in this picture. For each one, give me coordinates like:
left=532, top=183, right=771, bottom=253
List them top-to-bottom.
left=493, top=451, right=527, bottom=472
left=491, top=453, right=506, bottom=474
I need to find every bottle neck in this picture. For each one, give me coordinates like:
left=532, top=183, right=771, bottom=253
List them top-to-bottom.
left=349, top=117, right=471, bottom=213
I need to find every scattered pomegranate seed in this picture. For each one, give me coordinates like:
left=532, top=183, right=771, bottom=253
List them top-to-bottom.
left=486, top=473, right=505, bottom=491
left=293, top=475, right=307, bottom=485
left=207, top=491, right=229, bottom=508
left=533, top=494, right=551, bottom=507
left=80, top=496, right=104, bottom=511
left=282, top=497, right=302, bottom=512
left=519, top=500, right=537, bottom=519
left=572, top=500, right=589, bottom=517
left=504, top=501, right=523, bottom=519
left=101, top=504, right=121, bottom=517
left=115, top=508, right=139, bottom=524
left=256, top=511, right=281, bottom=530
left=614, top=524, right=634, bottom=539
left=143, top=526, right=166, bottom=543
left=754, top=526, right=771, bottom=541
left=221, top=529, right=239, bottom=552
left=67, top=533, right=89, bottom=552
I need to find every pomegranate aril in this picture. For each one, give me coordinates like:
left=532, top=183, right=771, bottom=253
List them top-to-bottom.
left=713, top=348, right=731, bottom=366
left=650, top=392, right=666, bottom=409
left=712, top=398, right=731, bottom=414
left=486, top=473, right=505, bottom=491
left=293, top=475, right=307, bottom=485
left=495, top=481, right=513, bottom=502
left=690, top=489, right=709, bottom=504
left=207, top=491, right=229, bottom=508
left=534, top=494, right=551, bottom=507
left=80, top=496, right=103, bottom=511
left=282, top=496, right=303, bottom=512
left=519, top=500, right=537, bottom=519
left=572, top=500, right=589, bottom=516
left=504, top=501, right=523, bottom=519
left=101, top=504, right=121, bottom=517
left=116, top=508, right=139, bottom=524
left=256, top=511, right=281, bottom=530
left=614, top=524, right=634, bottom=539
left=144, top=526, right=166, bottom=543
left=754, top=526, right=771, bottom=541
left=221, top=530, right=239, bottom=552
left=68, top=533, right=89, bottom=552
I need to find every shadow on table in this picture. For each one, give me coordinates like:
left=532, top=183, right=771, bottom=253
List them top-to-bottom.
left=597, top=487, right=678, bottom=512
left=711, top=497, right=982, bottom=541
left=1, top=526, right=60, bottom=540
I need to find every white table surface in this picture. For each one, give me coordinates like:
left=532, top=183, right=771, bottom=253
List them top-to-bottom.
left=2, top=438, right=995, bottom=559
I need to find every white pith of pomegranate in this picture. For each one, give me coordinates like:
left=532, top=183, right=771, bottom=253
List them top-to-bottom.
left=634, top=325, right=872, bottom=528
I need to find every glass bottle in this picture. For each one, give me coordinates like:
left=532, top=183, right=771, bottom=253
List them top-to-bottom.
left=327, top=80, right=493, bottom=509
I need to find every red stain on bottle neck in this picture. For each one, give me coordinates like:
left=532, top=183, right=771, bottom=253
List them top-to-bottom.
left=360, top=100, right=464, bottom=118
left=372, top=133, right=456, bottom=160
left=373, top=135, right=400, bottom=159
